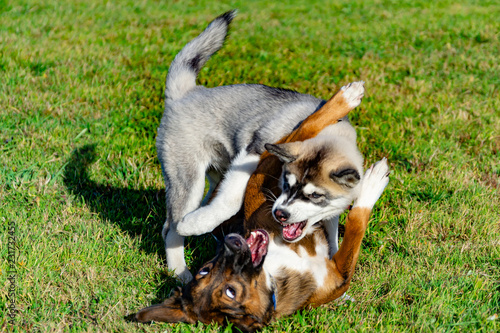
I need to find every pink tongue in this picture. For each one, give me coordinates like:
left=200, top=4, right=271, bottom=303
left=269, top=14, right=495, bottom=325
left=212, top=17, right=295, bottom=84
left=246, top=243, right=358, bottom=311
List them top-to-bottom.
left=283, top=222, right=303, bottom=240
left=246, top=231, right=268, bottom=266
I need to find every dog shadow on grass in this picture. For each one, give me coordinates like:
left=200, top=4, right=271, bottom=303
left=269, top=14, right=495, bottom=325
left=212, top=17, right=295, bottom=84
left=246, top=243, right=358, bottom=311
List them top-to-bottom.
left=63, top=144, right=217, bottom=302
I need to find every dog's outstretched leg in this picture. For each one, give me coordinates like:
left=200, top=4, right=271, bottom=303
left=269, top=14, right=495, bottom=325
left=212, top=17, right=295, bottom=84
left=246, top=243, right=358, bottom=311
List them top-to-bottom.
left=283, top=81, right=364, bottom=144
left=177, top=151, right=261, bottom=236
left=308, top=158, right=389, bottom=306
left=334, top=158, right=389, bottom=282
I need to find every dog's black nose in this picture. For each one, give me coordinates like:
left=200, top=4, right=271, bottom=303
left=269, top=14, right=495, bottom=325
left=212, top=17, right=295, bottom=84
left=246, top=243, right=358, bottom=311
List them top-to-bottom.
left=274, top=209, right=289, bottom=222
left=225, top=234, right=248, bottom=252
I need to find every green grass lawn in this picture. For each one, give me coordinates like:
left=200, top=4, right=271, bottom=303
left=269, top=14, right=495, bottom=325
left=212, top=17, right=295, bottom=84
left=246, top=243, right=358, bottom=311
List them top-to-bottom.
left=1, top=0, right=499, bottom=331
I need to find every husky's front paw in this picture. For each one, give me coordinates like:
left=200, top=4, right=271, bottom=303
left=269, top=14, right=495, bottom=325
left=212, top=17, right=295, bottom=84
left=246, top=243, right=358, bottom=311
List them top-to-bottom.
left=340, top=81, right=365, bottom=109
left=355, top=157, right=389, bottom=209
left=177, top=207, right=216, bottom=236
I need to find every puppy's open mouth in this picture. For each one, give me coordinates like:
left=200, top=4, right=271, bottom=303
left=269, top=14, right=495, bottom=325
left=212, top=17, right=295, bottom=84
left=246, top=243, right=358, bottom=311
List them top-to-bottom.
left=279, top=221, right=307, bottom=241
left=246, top=229, right=269, bottom=267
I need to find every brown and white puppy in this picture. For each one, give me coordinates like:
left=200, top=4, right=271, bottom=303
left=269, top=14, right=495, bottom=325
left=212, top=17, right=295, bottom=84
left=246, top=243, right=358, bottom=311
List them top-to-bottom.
left=134, top=84, right=390, bottom=331
left=134, top=163, right=389, bottom=332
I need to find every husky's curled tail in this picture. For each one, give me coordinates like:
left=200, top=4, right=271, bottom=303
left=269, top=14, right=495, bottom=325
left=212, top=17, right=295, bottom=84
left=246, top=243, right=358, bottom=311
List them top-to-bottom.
left=166, top=10, right=236, bottom=101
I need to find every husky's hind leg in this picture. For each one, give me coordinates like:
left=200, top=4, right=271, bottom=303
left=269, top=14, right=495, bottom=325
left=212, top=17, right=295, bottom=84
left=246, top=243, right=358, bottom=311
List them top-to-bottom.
left=162, top=162, right=207, bottom=283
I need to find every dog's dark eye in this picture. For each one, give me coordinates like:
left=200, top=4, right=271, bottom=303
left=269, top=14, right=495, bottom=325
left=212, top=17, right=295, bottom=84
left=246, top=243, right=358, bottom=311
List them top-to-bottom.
left=308, top=192, right=323, bottom=199
left=198, top=267, right=210, bottom=276
left=225, top=286, right=236, bottom=299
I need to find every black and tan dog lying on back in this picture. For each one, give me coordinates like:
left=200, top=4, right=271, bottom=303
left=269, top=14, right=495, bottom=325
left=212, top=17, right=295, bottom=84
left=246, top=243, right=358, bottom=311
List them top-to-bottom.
left=133, top=81, right=390, bottom=331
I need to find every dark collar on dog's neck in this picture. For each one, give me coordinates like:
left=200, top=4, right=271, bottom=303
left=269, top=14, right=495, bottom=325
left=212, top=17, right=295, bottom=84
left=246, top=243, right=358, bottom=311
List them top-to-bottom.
left=268, top=273, right=277, bottom=310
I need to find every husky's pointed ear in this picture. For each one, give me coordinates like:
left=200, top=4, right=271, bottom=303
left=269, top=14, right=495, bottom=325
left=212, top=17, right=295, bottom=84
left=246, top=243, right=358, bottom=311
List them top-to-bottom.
left=265, top=143, right=300, bottom=163
left=330, top=168, right=361, bottom=188
left=134, top=287, right=194, bottom=324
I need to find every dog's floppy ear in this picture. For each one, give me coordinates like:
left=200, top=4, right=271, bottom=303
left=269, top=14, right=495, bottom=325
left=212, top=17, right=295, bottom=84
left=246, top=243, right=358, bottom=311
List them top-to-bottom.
left=265, top=142, right=301, bottom=163
left=330, top=168, right=360, bottom=188
left=134, top=288, right=194, bottom=324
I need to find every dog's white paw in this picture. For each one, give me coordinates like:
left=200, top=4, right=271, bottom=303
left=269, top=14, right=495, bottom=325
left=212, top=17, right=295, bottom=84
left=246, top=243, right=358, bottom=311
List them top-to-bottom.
left=340, top=81, right=365, bottom=109
left=355, top=157, right=389, bottom=209
left=177, top=207, right=216, bottom=236
left=165, top=236, right=194, bottom=283
left=167, top=262, right=193, bottom=283
left=175, top=268, right=193, bottom=284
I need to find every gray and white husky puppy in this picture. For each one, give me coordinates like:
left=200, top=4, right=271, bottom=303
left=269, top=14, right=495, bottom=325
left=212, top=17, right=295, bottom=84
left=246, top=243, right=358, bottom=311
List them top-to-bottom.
left=158, top=11, right=355, bottom=282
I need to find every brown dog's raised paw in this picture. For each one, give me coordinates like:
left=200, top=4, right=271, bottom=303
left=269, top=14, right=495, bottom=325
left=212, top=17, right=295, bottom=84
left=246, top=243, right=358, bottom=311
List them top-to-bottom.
left=340, top=81, right=365, bottom=109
